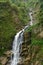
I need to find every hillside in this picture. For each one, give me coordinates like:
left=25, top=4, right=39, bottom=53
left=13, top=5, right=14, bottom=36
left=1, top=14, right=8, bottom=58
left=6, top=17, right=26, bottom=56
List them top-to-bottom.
left=0, top=0, right=43, bottom=65
left=0, top=1, right=30, bottom=56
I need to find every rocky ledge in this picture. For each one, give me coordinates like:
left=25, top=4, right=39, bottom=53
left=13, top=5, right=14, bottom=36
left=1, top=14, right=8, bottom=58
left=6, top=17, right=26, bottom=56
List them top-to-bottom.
left=0, top=50, right=12, bottom=65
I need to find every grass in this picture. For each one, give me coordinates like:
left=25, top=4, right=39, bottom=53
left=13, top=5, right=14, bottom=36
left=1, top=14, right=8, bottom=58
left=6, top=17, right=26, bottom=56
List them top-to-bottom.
left=0, top=0, right=8, bottom=2
left=32, top=38, right=43, bottom=45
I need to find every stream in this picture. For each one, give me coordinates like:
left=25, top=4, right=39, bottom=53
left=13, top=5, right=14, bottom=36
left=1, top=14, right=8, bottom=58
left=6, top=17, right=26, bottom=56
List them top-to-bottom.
left=11, top=10, right=33, bottom=65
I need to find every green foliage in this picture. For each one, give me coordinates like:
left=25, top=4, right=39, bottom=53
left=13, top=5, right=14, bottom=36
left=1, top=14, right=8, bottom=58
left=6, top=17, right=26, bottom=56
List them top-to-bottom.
left=0, top=0, right=43, bottom=59
left=0, top=0, right=7, bottom=2
left=10, top=0, right=30, bottom=25
left=0, top=1, right=30, bottom=56
left=0, top=2, right=17, bottom=56
left=11, top=4, right=19, bottom=13
left=18, top=7, right=29, bottom=25
left=32, top=38, right=43, bottom=45
left=0, top=63, right=2, bottom=65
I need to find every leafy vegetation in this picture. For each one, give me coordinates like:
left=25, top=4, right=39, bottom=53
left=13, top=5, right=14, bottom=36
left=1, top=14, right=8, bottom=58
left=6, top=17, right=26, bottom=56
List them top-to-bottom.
left=0, top=0, right=30, bottom=56
left=0, top=1, right=43, bottom=64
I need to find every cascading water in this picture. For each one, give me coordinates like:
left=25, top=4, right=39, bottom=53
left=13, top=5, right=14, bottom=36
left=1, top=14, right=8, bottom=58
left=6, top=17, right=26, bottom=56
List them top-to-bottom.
left=11, top=10, right=33, bottom=65
left=29, top=12, right=33, bottom=25
left=11, top=30, right=24, bottom=65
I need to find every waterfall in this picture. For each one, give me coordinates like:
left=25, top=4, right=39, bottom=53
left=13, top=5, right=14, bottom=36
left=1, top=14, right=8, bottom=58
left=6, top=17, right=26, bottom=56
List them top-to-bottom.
left=11, top=10, right=33, bottom=65
left=29, top=12, right=33, bottom=25
left=11, top=27, right=28, bottom=65
left=11, top=30, right=24, bottom=65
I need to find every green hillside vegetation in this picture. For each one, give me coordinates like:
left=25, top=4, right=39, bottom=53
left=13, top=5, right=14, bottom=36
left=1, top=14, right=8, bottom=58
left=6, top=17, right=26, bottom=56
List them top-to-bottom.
left=0, top=0, right=43, bottom=64
left=0, top=1, right=30, bottom=56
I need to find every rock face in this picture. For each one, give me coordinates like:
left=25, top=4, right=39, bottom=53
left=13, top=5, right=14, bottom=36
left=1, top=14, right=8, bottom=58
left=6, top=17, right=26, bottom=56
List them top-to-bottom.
left=0, top=27, right=42, bottom=65
left=17, top=30, right=42, bottom=65
left=37, top=31, right=43, bottom=38
left=0, top=50, right=12, bottom=65
left=4, top=50, right=12, bottom=57
left=0, top=57, right=8, bottom=65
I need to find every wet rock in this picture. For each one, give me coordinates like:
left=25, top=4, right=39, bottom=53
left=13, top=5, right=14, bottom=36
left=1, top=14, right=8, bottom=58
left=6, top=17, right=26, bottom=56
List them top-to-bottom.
left=37, top=31, right=43, bottom=38
left=0, top=50, right=13, bottom=65
left=4, top=50, right=12, bottom=57
left=0, top=57, right=8, bottom=65
left=24, top=57, right=30, bottom=62
left=35, top=61, right=40, bottom=65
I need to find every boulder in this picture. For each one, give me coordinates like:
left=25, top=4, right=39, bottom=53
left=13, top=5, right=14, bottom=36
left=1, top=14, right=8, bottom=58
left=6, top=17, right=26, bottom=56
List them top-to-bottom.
left=37, top=31, right=43, bottom=38
left=4, top=50, right=12, bottom=57
left=0, top=57, right=8, bottom=65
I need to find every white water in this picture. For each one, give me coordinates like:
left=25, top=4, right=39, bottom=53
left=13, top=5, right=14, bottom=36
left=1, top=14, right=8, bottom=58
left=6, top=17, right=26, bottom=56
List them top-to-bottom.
left=11, top=11, right=33, bottom=65
left=29, top=12, right=33, bottom=26
left=11, top=30, right=24, bottom=65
